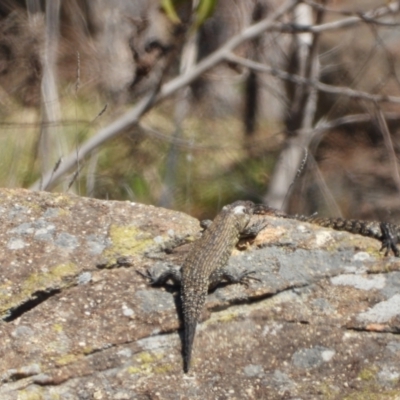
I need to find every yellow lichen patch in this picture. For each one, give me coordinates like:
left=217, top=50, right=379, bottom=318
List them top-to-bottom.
left=53, top=194, right=74, bottom=206
left=17, top=201, right=41, bottom=214
left=56, top=208, right=71, bottom=217
left=102, top=225, right=155, bottom=267
left=183, top=235, right=198, bottom=243
left=325, top=242, right=341, bottom=253
left=0, top=263, right=78, bottom=317
left=24, top=263, right=78, bottom=293
left=0, top=282, right=11, bottom=295
left=212, top=310, right=239, bottom=324
left=52, top=324, right=63, bottom=333
left=83, top=347, right=94, bottom=355
left=136, top=351, right=158, bottom=364
left=127, top=352, right=168, bottom=375
left=55, top=353, right=82, bottom=366
left=153, top=364, right=174, bottom=374
left=127, top=366, right=142, bottom=374
left=358, top=366, right=378, bottom=381
left=318, top=384, right=335, bottom=399
left=17, top=388, right=44, bottom=400
left=343, top=389, right=400, bottom=400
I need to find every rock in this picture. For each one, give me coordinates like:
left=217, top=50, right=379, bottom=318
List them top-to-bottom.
left=1, top=188, right=400, bottom=399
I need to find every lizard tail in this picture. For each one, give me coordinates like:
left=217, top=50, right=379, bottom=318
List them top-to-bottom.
left=181, top=285, right=207, bottom=373
left=183, top=317, right=197, bottom=373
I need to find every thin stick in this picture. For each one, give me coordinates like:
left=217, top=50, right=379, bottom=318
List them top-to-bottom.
left=225, top=53, right=400, bottom=105
left=375, top=107, right=400, bottom=195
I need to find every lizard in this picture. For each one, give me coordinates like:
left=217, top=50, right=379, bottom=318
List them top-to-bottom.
left=139, top=200, right=266, bottom=373
left=139, top=200, right=399, bottom=372
left=252, top=203, right=400, bottom=257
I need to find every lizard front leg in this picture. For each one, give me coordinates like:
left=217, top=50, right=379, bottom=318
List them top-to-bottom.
left=137, top=264, right=182, bottom=286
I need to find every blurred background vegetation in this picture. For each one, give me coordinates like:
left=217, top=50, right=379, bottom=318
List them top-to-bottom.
left=1, top=0, right=400, bottom=220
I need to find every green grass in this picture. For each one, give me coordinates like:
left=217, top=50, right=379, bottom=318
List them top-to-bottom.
left=0, top=94, right=283, bottom=218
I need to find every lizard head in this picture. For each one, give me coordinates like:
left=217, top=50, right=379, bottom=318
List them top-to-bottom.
left=223, top=200, right=254, bottom=230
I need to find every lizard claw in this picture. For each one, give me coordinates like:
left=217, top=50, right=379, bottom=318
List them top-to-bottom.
left=241, top=220, right=269, bottom=239
left=379, top=222, right=400, bottom=257
left=137, top=265, right=182, bottom=286
left=136, top=268, right=155, bottom=283
left=237, top=270, right=261, bottom=287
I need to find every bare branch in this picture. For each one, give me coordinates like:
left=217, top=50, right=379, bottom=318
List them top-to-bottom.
left=40, top=0, right=64, bottom=175
left=304, top=0, right=400, bottom=27
left=273, top=1, right=400, bottom=33
left=75, top=51, right=80, bottom=94
left=225, top=53, right=400, bottom=104
left=312, top=112, right=400, bottom=134
left=306, top=154, right=343, bottom=217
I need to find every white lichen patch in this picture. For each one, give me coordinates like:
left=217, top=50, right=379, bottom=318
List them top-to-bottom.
left=314, top=231, right=333, bottom=247
left=7, top=238, right=26, bottom=250
left=352, top=252, right=371, bottom=261
left=331, top=274, right=386, bottom=291
left=357, top=294, right=400, bottom=323
left=122, top=304, right=134, bottom=317
left=321, top=349, right=335, bottom=362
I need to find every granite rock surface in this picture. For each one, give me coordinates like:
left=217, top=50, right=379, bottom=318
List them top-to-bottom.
left=1, top=189, right=400, bottom=399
